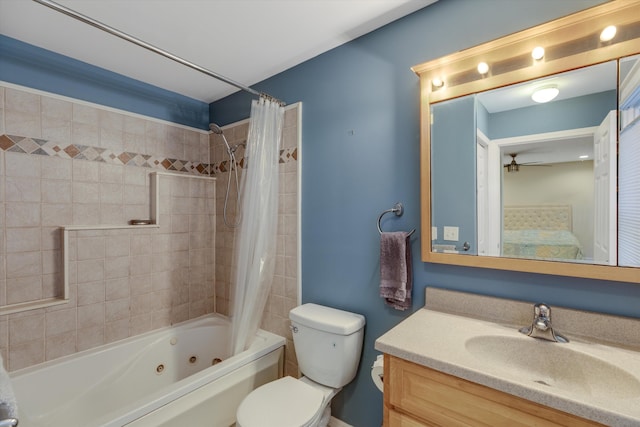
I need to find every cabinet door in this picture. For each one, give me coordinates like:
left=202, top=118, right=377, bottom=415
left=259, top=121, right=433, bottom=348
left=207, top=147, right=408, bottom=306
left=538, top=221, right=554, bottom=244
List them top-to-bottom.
left=385, top=356, right=605, bottom=427
left=388, top=409, right=430, bottom=427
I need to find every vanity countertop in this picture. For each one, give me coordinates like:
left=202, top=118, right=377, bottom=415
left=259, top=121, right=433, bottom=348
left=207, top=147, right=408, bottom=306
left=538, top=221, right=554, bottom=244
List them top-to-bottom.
left=375, top=288, right=640, bottom=427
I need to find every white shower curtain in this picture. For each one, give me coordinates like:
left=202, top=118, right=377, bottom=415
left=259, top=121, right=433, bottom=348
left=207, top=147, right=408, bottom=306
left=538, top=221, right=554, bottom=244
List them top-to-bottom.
left=230, top=97, right=284, bottom=355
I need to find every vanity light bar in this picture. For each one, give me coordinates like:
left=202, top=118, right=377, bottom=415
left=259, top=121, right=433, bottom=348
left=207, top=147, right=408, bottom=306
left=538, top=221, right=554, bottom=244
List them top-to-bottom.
left=413, top=0, right=640, bottom=100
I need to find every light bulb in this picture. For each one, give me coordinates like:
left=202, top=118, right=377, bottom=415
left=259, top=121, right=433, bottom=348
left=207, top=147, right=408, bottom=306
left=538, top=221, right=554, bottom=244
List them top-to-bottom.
left=600, top=25, right=617, bottom=42
left=531, top=46, right=545, bottom=60
left=477, top=62, right=489, bottom=74
left=432, top=78, right=444, bottom=88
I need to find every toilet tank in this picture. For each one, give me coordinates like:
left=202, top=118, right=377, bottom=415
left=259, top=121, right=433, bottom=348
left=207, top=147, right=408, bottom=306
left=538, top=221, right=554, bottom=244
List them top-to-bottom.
left=289, top=303, right=366, bottom=388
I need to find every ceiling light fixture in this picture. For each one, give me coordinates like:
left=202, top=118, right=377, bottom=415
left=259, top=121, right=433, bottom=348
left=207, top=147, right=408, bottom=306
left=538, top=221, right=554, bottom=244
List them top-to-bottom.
left=600, top=25, right=617, bottom=42
left=531, top=46, right=545, bottom=60
left=477, top=62, right=489, bottom=75
left=531, top=85, right=559, bottom=103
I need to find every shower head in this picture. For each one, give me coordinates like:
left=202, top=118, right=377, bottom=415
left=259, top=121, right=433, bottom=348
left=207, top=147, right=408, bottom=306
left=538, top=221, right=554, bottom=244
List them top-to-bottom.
left=209, top=122, right=233, bottom=155
left=209, top=123, right=224, bottom=135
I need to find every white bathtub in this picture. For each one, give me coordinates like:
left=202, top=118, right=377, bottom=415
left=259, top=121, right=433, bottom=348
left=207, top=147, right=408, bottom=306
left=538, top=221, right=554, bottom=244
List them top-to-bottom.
left=10, top=314, right=285, bottom=427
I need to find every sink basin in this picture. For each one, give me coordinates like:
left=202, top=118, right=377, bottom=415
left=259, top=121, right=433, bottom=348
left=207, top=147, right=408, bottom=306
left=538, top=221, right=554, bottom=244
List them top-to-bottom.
left=465, top=335, right=640, bottom=399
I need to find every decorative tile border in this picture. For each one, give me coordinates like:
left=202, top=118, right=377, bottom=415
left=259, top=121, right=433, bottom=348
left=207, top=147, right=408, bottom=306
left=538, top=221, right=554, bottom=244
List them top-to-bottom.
left=0, top=134, right=298, bottom=176
left=0, top=134, right=213, bottom=175
left=210, top=146, right=297, bottom=174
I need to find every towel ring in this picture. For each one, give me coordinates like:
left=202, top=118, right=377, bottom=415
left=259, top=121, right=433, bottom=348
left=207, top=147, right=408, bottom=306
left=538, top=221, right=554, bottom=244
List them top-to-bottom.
left=377, top=203, right=416, bottom=236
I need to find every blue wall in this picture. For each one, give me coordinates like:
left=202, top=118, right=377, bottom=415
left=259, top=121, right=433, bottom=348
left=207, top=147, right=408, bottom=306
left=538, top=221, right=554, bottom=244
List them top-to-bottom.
left=4, top=1, right=637, bottom=426
left=211, top=1, right=640, bottom=426
left=0, top=35, right=209, bottom=129
left=488, top=90, right=617, bottom=139
left=431, top=95, right=477, bottom=252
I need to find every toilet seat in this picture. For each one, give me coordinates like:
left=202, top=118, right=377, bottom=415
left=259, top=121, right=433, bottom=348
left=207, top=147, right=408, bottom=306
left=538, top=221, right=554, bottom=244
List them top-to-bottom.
left=236, top=376, right=326, bottom=427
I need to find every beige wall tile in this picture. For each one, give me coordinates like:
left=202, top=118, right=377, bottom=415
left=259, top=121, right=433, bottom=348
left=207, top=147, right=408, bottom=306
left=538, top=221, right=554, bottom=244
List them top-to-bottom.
left=0, top=85, right=217, bottom=371
left=41, top=97, right=72, bottom=120
left=72, top=104, right=99, bottom=124
left=42, top=116, right=71, bottom=142
left=72, top=122, right=99, bottom=146
left=5, top=152, right=40, bottom=178
left=41, top=157, right=73, bottom=181
left=72, top=160, right=100, bottom=182
left=99, top=163, right=123, bottom=184
left=5, top=177, right=40, bottom=202
left=42, top=180, right=72, bottom=204
left=72, top=182, right=100, bottom=204
left=100, top=183, right=123, bottom=204
left=41, top=203, right=73, bottom=226
left=72, top=203, right=101, bottom=225
left=100, top=204, right=124, bottom=224
left=6, top=228, right=41, bottom=253
left=130, top=234, right=152, bottom=255
left=106, top=235, right=130, bottom=258
left=77, top=236, right=105, bottom=260
left=6, top=251, right=42, bottom=278
left=104, top=256, right=130, bottom=280
left=77, top=259, right=105, bottom=283
left=130, top=275, right=152, bottom=296
left=6, top=276, right=41, bottom=304
left=105, top=277, right=130, bottom=301
left=77, top=281, right=105, bottom=306
left=105, top=298, right=130, bottom=322
left=77, top=303, right=104, bottom=328
left=45, top=308, right=77, bottom=336
left=9, top=313, right=44, bottom=345
left=105, top=318, right=129, bottom=343
left=76, top=325, right=104, bottom=351
left=46, top=331, right=76, bottom=361
left=9, top=339, right=44, bottom=370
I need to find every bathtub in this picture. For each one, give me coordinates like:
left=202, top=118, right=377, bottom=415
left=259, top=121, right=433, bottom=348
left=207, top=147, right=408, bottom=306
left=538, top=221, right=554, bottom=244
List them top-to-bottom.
left=10, top=314, right=285, bottom=427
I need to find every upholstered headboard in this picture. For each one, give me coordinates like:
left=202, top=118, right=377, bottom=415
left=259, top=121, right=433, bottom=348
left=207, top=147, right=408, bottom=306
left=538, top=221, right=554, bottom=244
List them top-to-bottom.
left=503, top=205, right=573, bottom=231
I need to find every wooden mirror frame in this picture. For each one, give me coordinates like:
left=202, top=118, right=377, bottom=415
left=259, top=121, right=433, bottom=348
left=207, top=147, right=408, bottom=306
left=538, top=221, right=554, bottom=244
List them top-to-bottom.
left=414, top=0, right=640, bottom=283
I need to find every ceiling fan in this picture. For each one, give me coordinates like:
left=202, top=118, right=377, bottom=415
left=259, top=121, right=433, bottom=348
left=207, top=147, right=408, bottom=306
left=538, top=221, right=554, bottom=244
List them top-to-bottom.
left=503, top=153, right=549, bottom=173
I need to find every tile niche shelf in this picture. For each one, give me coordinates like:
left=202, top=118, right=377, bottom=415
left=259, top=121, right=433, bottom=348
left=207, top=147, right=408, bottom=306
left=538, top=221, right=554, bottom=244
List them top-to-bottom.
left=0, top=171, right=216, bottom=316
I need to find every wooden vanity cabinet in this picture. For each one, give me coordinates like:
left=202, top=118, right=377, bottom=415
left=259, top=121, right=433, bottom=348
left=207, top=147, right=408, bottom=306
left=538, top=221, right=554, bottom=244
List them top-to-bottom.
left=383, top=355, right=606, bottom=427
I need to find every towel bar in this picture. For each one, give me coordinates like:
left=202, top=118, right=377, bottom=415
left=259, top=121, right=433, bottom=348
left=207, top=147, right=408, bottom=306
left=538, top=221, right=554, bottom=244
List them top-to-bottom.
left=377, top=203, right=415, bottom=236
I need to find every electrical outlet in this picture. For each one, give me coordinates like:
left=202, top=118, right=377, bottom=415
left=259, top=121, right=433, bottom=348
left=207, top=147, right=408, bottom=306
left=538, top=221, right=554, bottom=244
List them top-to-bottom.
left=432, top=226, right=437, bottom=240
left=443, top=226, right=459, bottom=241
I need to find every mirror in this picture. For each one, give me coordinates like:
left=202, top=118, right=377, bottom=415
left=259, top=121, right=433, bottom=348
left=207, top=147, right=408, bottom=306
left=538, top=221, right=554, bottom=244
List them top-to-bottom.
left=414, top=1, right=640, bottom=283
left=432, top=62, right=618, bottom=264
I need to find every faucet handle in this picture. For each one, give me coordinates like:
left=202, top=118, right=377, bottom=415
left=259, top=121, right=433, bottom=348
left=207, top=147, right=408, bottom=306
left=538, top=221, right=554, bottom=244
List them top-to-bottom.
left=534, top=303, right=551, bottom=319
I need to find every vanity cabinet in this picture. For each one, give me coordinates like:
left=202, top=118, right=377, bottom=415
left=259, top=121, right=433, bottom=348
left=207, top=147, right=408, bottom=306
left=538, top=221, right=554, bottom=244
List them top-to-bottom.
left=383, top=355, right=605, bottom=427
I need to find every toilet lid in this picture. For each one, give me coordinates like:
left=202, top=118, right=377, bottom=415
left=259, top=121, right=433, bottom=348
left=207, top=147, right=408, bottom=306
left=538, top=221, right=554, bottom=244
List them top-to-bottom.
left=237, top=376, right=325, bottom=427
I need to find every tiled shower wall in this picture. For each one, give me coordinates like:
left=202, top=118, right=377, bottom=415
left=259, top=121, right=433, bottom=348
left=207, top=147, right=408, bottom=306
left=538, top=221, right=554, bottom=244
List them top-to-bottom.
left=0, top=84, right=215, bottom=371
left=211, top=105, right=300, bottom=377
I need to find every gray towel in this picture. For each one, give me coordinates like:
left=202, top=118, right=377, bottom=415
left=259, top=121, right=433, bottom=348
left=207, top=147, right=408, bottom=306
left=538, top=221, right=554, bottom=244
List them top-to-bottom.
left=379, top=231, right=412, bottom=311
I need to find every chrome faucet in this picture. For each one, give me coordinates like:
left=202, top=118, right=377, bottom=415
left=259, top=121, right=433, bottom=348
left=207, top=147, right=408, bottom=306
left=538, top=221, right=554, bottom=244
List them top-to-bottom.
left=519, top=303, right=568, bottom=343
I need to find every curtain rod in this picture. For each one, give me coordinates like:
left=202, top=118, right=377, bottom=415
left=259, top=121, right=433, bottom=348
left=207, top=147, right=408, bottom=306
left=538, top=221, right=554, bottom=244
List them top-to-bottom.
left=32, top=0, right=282, bottom=104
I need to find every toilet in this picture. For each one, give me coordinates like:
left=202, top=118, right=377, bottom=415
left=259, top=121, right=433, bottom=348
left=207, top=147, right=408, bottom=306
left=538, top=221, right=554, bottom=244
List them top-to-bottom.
left=236, top=303, right=366, bottom=427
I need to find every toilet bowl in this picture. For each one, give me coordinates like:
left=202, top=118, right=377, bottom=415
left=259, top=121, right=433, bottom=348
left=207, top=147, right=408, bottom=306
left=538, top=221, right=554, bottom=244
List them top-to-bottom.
left=236, top=303, right=365, bottom=427
left=236, top=376, right=338, bottom=427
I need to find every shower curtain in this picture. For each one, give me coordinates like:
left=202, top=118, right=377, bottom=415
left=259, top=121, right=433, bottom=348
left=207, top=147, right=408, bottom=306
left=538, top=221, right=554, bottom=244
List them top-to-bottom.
left=230, top=97, right=284, bottom=355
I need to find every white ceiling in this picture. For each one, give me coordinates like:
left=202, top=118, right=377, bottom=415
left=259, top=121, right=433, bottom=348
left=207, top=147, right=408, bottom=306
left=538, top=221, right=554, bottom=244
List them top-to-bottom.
left=0, top=0, right=437, bottom=103
left=475, top=61, right=618, bottom=166
left=477, top=61, right=617, bottom=114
